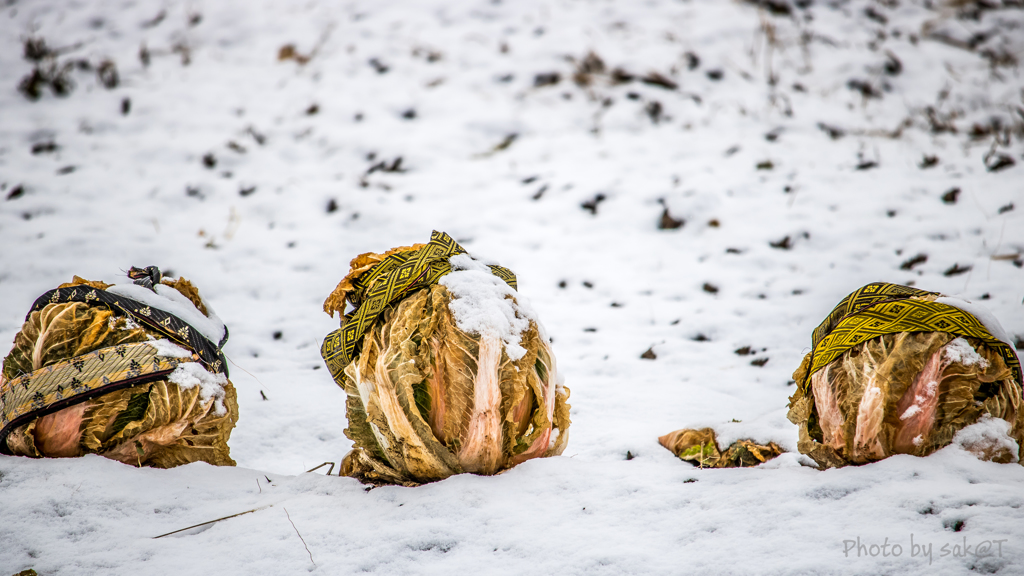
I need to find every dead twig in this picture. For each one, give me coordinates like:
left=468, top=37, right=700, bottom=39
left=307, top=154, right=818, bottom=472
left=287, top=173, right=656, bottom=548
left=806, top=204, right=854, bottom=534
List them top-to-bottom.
left=305, top=461, right=336, bottom=475
left=153, top=504, right=276, bottom=539
left=284, top=507, right=316, bottom=566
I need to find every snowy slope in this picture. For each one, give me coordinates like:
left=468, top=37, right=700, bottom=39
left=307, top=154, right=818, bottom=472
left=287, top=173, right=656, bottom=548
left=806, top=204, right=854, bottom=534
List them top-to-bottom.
left=1, top=0, right=1023, bottom=574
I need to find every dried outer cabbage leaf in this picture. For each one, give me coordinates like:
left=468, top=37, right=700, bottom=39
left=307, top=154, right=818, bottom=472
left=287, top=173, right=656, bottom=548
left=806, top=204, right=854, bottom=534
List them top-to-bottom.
left=326, top=246, right=570, bottom=485
left=1, top=276, right=238, bottom=468
left=788, top=283, right=1024, bottom=468
left=658, top=427, right=783, bottom=468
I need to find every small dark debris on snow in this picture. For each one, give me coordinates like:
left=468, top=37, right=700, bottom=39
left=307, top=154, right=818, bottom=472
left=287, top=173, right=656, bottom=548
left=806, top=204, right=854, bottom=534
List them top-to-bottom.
left=743, top=0, right=792, bottom=16
left=864, top=6, right=888, bottom=25
left=141, top=10, right=167, bottom=28
left=189, top=12, right=203, bottom=27
left=24, top=37, right=52, bottom=61
left=573, top=51, right=605, bottom=86
left=883, top=51, right=902, bottom=75
left=684, top=52, right=700, bottom=70
left=368, top=58, right=389, bottom=74
left=97, top=60, right=118, bottom=89
left=610, top=68, right=635, bottom=84
left=706, top=69, right=723, bottom=81
left=534, top=72, right=561, bottom=87
left=640, top=72, right=677, bottom=90
left=847, top=79, right=880, bottom=99
left=626, top=92, right=641, bottom=100
left=121, top=97, right=131, bottom=115
left=645, top=101, right=664, bottom=124
left=306, top=103, right=319, bottom=115
left=924, top=107, right=957, bottom=135
left=401, top=108, right=417, bottom=120
left=817, top=123, right=845, bottom=140
left=247, top=126, right=266, bottom=145
left=765, top=128, right=782, bottom=142
left=483, top=133, right=518, bottom=156
left=31, top=141, right=57, bottom=155
left=227, top=141, right=246, bottom=154
left=725, top=145, right=740, bottom=156
left=984, top=152, right=1015, bottom=173
left=202, top=153, right=217, bottom=169
left=919, top=155, right=938, bottom=169
left=372, top=156, right=405, bottom=174
left=757, top=160, right=774, bottom=170
left=855, top=160, right=878, bottom=170
left=56, top=165, right=76, bottom=175
left=521, top=176, right=539, bottom=185
left=6, top=185, right=25, bottom=201
left=186, top=185, right=202, bottom=198
left=239, top=185, right=256, bottom=197
left=532, top=185, right=548, bottom=200
left=941, top=188, right=961, bottom=204
left=581, top=193, right=607, bottom=215
left=325, top=198, right=339, bottom=213
left=998, top=203, right=1014, bottom=214
left=658, top=207, right=684, bottom=230
left=708, top=219, right=720, bottom=227
left=770, top=235, right=792, bottom=250
left=726, top=247, right=743, bottom=254
left=900, top=254, right=927, bottom=270
left=944, top=264, right=972, bottom=277
left=558, top=280, right=567, bottom=289
left=582, top=281, right=594, bottom=289
left=702, top=283, right=719, bottom=294
left=979, top=293, right=990, bottom=300
left=610, top=302, right=623, bottom=308
left=583, top=327, right=597, bottom=333
left=273, top=331, right=283, bottom=340
left=692, top=334, right=710, bottom=342
left=1015, top=336, right=1024, bottom=351
left=735, top=346, right=754, bottom=356
left=640, top=347, right=657, bottom=360
left=751, top=357, right=770, bottom=367
left=260, top=391, right=269, bottom=401
left=626, top=451, right=635, bottom=461
left=683, top=478, right=698, bottom=484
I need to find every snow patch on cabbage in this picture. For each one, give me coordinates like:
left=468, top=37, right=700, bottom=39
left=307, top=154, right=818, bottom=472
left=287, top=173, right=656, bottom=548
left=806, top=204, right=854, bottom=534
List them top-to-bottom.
left=440, top=254, right=537, bottom=361
left=107, top=283, right=226, bottom=346
left=147, top=339, right=193, bottom=359
left=168, top=362, right=229, bottom=415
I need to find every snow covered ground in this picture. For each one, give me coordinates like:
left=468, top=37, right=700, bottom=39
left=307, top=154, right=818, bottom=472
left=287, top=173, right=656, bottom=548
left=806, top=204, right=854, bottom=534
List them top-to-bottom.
left=2, top=0, right=1023, bottom=573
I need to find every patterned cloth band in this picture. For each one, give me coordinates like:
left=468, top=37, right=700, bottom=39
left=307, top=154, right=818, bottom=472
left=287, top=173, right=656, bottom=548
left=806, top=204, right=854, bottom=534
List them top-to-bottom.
left=320, top=230, right=517, bottom=380
left=803, top=282, right=1023, bottom=391
left=28, top=286, right=228, bottom=375
left=0, top=342, right=186, bottom=453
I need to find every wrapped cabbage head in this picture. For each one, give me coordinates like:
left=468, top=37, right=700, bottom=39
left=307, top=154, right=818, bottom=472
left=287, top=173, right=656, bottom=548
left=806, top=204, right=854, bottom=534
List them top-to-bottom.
left=321, top=231, right=570, bottom=486
left=0, top=270, right=238, bottom=468
left=788, top=282, right=1023, bottom=468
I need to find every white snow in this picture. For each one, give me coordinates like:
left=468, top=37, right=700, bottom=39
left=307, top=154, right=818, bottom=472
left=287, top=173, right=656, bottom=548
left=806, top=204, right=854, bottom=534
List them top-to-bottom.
left=1, top=0, right=1024, bottom=574
left=440, top=254, right=536, bottom=361
left=107, top=283, right=227, bottom=346
left=935, top=297, right=1017, bottom=352
left=943, top=337, right=989, bottom=368
left=146, top=338, right=194, bottom=359
left=167, top=362, right=229, bottom=416
left=900, top=405, right=921, bottom=421
left=951, top=415, right=1020, bottom=465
